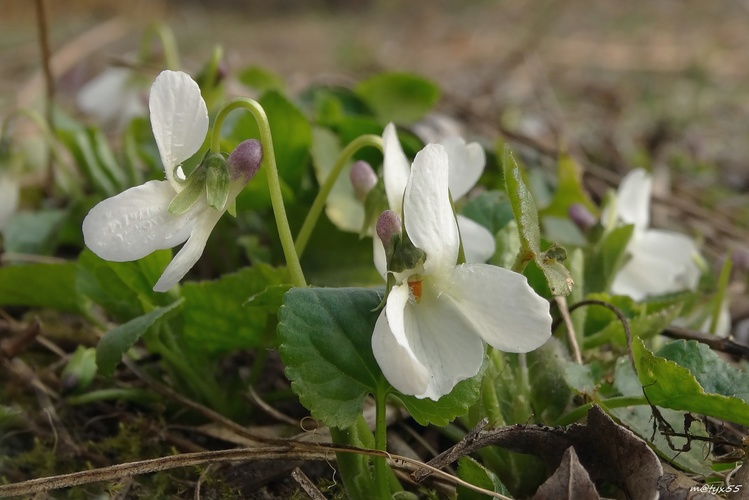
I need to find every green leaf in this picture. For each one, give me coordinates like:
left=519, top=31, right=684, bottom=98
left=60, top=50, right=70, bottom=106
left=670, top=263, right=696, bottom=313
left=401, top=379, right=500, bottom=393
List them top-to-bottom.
left=237, top=65, right=285, bottom=93
left=355, top=72, right=440, bottom=124
left=57, top=127, right=126, bottom=197
left=502, top=145, right=573, bottom=295
left=502, top=145, right=541, bottom=256
left=539, top=153, right=598, bottom=218
left=459, top=190, right=514, bottom=235
left=4, top=209, right=67, bottom=254
left=585, top=224, right=634, bottom=295
left=76, top=249, right=174, bottom=322
left=0, top=262, right=80, bottom=312
left=181, top=265, right=290, bottom=354
left=278, top=287, right=385, bottom=428
left=582, top=294, right=682, bottom=348
left=96, top=298, right=184, bottom=377
left=632, top=337, right=749, bottom=427
left=528, top=338, right=573, bottom=423
left=656, top=340, right=749, bottom=404
left=61, top=346, right=98, bottom=392
left=610, top=358, right=714, bottom=476
left=397, top=374, right=482, bottom=427
left=456, top=456, right=511, bottom=499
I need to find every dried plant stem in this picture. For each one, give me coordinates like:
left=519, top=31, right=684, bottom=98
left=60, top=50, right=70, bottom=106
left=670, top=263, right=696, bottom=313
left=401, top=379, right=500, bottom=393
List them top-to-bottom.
left=34, top=0, right=55, bottom=194
left=554, top=295, right=582, bottom=364
left=0, top=443, right=508, bottom=499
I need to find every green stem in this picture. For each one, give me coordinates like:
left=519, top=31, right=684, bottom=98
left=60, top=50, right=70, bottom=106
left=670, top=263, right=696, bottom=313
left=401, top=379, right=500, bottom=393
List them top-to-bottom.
left=139, top=22, right=180, bottom=70
left=210, top=98, right=306, bottom=287
left=294, top=134, right=383, bottom=258
left=511, top=248, right=533, bottom=274
left=710, top=256, right=732, bottom=335
left=153, top=324, right=226, bottom=413
left=482, top=348, right=506, bottom=426
left=373, top=385, right=390, bottom=499
left=552, top=396, right=647, bottom=426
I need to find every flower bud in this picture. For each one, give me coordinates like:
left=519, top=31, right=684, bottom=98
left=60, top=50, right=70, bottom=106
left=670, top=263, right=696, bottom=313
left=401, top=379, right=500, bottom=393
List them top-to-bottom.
left=228, top=139, right=263, bottom=183
left=350, top=160, right=378, bottom=201
left=568, top=203, right=597, bottom=232
left=376, top=210, right=402, bottom=249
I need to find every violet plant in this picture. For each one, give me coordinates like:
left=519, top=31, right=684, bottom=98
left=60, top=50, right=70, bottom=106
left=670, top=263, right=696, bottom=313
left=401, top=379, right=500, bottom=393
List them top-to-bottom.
left=1, top=39, right=748, bottom=499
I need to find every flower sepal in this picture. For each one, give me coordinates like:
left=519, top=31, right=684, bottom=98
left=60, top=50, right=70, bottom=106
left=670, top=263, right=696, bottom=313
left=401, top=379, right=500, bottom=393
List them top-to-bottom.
left=203, top=152, right=231, bottom=211
left=167, top=168, right=207, bottom=215
left=360, top=181, right=388, bottom=238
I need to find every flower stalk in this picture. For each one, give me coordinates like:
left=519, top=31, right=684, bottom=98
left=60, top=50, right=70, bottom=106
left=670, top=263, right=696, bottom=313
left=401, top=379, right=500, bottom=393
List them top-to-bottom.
left=211, top=97, right=306, bottom=287
left=295, top=134, right=383, bottom=258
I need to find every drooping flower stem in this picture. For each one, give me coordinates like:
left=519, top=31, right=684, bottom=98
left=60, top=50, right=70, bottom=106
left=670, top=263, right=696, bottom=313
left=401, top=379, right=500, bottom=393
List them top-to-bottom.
left=139, top=22, right=180, bottom=70
left=211, top=98, right=306, bottom=287
left=295, top=134, right=383, bottom=258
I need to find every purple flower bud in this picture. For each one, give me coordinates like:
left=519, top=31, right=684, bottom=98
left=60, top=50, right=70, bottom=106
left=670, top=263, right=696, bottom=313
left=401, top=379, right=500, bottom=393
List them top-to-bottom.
left=228, top=139, right=263, bottom=183
left=349, top=160, right=378, bottom=201
left=568, top=203, right=597, bottom=232
left=376, top=210, right=402, bottom=248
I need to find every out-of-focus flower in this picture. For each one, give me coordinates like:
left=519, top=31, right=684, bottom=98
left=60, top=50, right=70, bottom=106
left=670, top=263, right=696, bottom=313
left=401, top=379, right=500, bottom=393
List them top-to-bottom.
left=77, top=67, right=147, bottom=127
left=82, top=70, right=261, bottom=292
left=372, top=144, right=552, bottom=400
left=606, top=169, right=701, bottom=300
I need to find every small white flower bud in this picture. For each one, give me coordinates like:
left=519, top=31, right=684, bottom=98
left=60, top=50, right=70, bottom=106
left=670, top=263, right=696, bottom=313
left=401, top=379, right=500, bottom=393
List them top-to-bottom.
left=349, top=160, right=378, bottom=201
left=376, top=210, right=402, bottom=248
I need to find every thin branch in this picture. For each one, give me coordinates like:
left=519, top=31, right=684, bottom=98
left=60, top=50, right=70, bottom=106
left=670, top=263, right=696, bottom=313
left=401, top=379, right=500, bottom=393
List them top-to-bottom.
left=34, top=0, right=55, bottom=195
left=554, top=295, right=582, bottom=364
left=661, top=325, right=749, bottom=360
left=0, top=442, right=509, bottom=499
left=291, top=467, right=326, bottom=500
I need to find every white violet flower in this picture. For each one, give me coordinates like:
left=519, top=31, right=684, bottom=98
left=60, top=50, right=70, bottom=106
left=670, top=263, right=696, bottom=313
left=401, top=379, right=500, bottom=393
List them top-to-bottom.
left=77, top=67, right=147, bottom=127
left=82, top=70, right=261, bottom=292
left=373, top=123, right=496, bottom=275
left=372, top=144, right=552, bottom=400
left=607, top=168, right=701, bottom=300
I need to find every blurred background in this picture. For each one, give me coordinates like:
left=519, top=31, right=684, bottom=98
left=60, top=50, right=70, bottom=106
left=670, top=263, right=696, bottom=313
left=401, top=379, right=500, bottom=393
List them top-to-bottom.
left=2, top=0, right=749, bottom=240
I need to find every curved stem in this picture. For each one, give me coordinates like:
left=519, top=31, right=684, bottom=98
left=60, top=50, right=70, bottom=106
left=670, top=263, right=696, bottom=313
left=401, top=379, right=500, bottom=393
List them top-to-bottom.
left=139, top=22, right=180, bottom=70
left=211, top=98, right=306, bottom=287
left=295, top=134, right=383, bottom=258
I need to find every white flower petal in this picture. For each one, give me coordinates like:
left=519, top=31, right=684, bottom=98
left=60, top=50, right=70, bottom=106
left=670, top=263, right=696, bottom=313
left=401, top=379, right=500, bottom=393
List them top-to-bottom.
left=77, top=68, right=145, bottom=125
left=149, top=70, right=209, bottom=188
left=382, top=123, right=411, bottom=215
left=442, top=137, right=485, bottom=200
left=403, top=144, right=459, bottom=274
left=614, top=169, right=651, bottom=229
left=82, top=180, right=202, bottom=262
left=153, top=207, right=223, bottom=292
left=457, top=215, right=495, bottom=263
left=611, top=229, right=700, bottom=300
left=373, top=236, right=387, bottom=278
left=441, top=264, right=552, bottom=353
left=374, top=281, right=485, bottom=400
left=372, top=286, right=430, bottom=397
